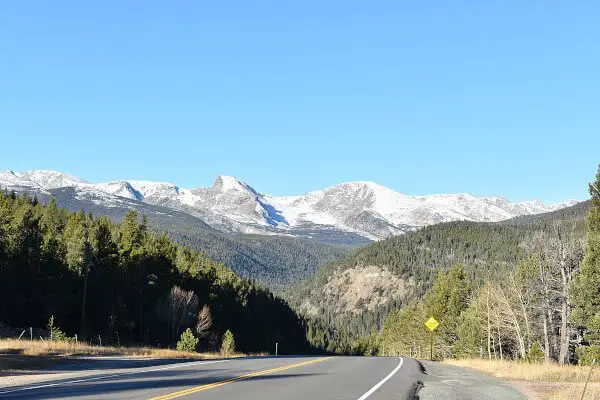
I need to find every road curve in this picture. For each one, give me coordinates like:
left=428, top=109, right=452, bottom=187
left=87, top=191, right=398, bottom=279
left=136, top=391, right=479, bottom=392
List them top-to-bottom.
left=0, top=356, right=424, bottom=399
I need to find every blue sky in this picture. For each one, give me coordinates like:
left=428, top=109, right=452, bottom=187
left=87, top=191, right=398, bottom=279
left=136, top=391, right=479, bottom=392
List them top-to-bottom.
left=1, top=1, right=598, bottom=203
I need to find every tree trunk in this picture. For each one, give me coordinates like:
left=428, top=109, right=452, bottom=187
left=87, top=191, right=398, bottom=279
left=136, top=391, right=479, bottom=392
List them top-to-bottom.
left=539, top=261, right=555, bottom=361
left=80, top=265, right=89, bottom=335
left=558, top=265, right=570, bottom=364
left=486, top=290, right=492, bottom=360
left=543, top=313, right=551, bottom=362
left=497, top=322, right=504, bottom=360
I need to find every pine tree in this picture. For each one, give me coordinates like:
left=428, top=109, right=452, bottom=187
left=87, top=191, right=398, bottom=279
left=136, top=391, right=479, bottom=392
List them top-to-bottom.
left=572, top=166, right=600, bottom=363
left=39, top=198, right=65, bottom=259
left=63, top=211, right=92, bottom=334
left=424, top=265, right=471, bottom=357
left=455, top=295, right=486, bottom=359
left=47, top=315, right=67, bottom=341
left=176, top=328, right=198, bottom=352
left=221, top=329, right=236, bottom=356
left=525, top=341, right=544, bottom=364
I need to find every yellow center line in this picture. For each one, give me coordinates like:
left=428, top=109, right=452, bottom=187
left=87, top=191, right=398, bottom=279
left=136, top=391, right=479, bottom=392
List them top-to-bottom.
left=148, top=357, right=333, bottom=400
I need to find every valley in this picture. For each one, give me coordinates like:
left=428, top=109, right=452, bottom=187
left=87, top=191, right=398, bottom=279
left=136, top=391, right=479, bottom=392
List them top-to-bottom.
left=0, top=167, right=596, bottom=400
left=0, top=169, right=578, bottom=292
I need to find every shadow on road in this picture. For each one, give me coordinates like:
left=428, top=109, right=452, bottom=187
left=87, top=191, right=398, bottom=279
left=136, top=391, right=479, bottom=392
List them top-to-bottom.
left=1, top=370, right=326, bottom=399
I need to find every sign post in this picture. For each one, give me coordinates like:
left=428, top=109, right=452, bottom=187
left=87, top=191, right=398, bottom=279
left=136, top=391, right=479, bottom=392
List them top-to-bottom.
left=424, top=317, right=439, bottom=361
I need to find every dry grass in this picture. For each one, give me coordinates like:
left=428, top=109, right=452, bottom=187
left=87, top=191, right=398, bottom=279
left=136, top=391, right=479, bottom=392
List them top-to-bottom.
left=0, top=338, right=227, bottom=359
left=445, top=358, right=600, bottom=382
left=445, top=359, right=600, bottom=400
left=511, top=381, right=600, bottom=400
left=547, top=384, right=600, bottom=400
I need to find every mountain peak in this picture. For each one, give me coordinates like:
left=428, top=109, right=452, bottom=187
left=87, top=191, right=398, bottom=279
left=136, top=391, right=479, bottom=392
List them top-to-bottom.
left=213, top=175, right=256, bottom=194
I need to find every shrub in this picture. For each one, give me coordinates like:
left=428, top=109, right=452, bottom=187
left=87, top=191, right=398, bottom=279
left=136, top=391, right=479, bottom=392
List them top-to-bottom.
left=176, top=328, right=198, bottom=352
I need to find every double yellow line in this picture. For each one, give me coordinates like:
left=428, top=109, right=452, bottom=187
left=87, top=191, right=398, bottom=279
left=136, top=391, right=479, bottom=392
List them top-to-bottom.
left=149, top=357, right=332, bottom=400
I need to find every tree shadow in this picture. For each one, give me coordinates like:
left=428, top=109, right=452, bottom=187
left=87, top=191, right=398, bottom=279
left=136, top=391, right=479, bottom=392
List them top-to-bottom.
left=1, top=371, right=325, bottom=399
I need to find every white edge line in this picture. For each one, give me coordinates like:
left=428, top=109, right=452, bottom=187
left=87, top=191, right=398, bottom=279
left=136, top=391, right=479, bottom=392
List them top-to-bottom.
left=356, top=357, right=404, bottom=400
left=0, top=359, right=228, bottom=395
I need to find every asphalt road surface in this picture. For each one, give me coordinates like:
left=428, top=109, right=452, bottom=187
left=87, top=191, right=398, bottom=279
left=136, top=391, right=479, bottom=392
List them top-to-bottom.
left=0, top=356, right=526, bottom=400
left=0, top=356, right=423, bottom=399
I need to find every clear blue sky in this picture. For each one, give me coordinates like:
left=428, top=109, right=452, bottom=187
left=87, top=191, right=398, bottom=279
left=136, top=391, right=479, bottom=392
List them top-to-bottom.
left=1, top=1, right=598, bottom=202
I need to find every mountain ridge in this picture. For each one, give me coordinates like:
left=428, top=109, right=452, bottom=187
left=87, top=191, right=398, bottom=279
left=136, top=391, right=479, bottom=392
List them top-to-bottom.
left=1, top=169, right=579, bottom=242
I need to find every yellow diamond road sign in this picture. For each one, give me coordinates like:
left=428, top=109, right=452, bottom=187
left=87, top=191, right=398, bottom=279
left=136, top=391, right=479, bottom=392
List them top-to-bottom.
left=425, top=317, right=439, bottom=332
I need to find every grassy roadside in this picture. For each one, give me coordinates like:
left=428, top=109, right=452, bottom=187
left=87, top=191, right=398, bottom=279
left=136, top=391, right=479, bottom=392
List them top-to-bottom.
left=0, top=339, right=243, bottom=371
left=445, top=359, right=600, bottom=400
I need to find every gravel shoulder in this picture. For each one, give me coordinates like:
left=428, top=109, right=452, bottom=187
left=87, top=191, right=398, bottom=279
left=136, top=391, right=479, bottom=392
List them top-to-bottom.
left=418, top=360, right=526, bottom=400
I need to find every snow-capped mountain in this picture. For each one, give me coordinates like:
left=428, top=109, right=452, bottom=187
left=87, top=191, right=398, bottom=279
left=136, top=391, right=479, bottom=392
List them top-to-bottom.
left=0, top=169, right=579, bottom=241
left=20, top=170, right=88, bottom=190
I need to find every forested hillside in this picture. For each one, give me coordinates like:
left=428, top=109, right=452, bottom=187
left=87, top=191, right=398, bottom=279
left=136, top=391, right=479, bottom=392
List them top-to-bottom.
left=377, top=183, right=597, bottom=364
left=32, top=187, right=351, bottom=292
left=0, top=191, right=311, bottom=354
left=295, top=194, right=589, bottom=355
left=169, top=230, right=351, bottom=293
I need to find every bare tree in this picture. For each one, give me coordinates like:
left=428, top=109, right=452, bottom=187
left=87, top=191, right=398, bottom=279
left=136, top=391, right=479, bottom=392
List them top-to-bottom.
left=550, top=222, right=584, bottom=364
left=522, top=224, right=585, bottom=363
left=524, top=231, right=558, bottom=362
left=506, top=260, right=536, bottom=353
left=493, top=285, right=526, bottom=359
left=168, top=286, right=198, bottom=345
left=195, top=304, right=213, bottom=339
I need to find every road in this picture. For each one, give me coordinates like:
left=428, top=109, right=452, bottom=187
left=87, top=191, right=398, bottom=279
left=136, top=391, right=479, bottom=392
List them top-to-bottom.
left=0, top=356, right=424, bottom=399
left=0, top=356, right=527, bottom=400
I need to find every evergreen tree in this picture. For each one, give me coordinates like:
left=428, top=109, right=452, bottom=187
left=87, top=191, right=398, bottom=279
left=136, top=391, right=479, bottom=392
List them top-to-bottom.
left=572, top=165, right=600, bottom=363
left=39, top=198, right=66, bottom=259
left=63, top=211, right=92, bottom=334
left=424, top=265, right=471, bottom=357
left=455, top=297, right=486, bottom=359
left=47, top=315, right=67, bottom=341
left=176, top=328, right=199, bottom=352
left=221, top=329, right=235, bottom=356
left=525, top=341, right=544, bottom=364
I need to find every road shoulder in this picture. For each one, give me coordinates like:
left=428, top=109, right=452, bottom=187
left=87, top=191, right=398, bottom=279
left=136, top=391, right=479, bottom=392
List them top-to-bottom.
left=417, top=361, right=526, bottom=400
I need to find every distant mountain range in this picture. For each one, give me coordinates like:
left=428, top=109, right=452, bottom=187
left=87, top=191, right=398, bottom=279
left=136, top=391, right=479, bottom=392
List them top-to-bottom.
left=0, top=169, right=578, bottom=242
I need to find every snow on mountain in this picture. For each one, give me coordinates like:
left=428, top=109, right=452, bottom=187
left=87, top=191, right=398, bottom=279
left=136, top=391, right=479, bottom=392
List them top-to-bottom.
left=0, top=169, right=579, bottom=241
left=0, top=170, right=49, bottom=193
left=19, top=170, right=87, bottom=190
left=189, top=176, right=287, bottom=230
left=92, top=181, right=145, bottom=201
left=265, top=182, right=577, bottom=239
